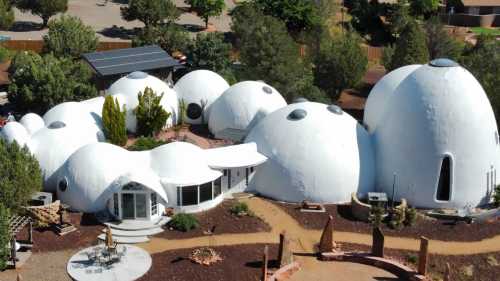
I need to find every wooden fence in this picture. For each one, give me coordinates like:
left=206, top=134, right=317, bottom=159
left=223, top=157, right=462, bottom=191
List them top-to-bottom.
left=0, top=40, right=131, bottom=53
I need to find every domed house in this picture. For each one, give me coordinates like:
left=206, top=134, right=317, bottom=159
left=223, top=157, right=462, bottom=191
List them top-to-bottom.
left=372, top=59, right=499, bottom=208
left=363, top=64, right=421, bottom=134
left=174, top=70, right=230, bottom=124
left=107, top=71, right=178, bottom=132
left=209, top=81, right=287, bottom=142
left=246, top=102, right=375, bottom=203
left=19, top=113, right=45, bottom=135
left=0, top=121, right=30, bottom=147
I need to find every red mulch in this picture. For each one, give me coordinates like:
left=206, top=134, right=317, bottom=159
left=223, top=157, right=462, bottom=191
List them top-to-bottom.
left=156, top=199, right=271, bottom=239
left=270, top=200, right=500, bottom=242
left=16, top=212, right=102, bottom=253
left=341, top=243, right=500, bottom=281
left=138, top=244, right=279, bottom=281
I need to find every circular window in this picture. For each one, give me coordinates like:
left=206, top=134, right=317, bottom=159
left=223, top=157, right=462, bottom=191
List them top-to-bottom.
left=262, top=86, right=273, bottom=94
left=186, top=103, right=202, bottom=120
left=327, top=104, right=343, bottom=115
left=288, top=109, right=307, bottom=121
left=48, top=121, right=66, bottom=129
left=58, top=177, right=68, bottom=192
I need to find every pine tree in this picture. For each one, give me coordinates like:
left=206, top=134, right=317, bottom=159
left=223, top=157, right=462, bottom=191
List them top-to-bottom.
left=0, top=0, right=14, bottom=30
left=388, top=20, right=429, bottom=71
left=134, top=87, right=171, bottom=137
left=102, top=95, right=127, bottom=146
left=0, top=203, right=10, bottom=270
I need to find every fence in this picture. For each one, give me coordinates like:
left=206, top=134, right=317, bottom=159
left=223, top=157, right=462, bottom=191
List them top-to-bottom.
left=0, top=40, right=131, bottom=53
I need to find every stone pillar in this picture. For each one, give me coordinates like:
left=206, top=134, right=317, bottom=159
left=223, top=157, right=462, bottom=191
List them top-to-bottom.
left=319, top=215, right=334, bottom=253
left=28, top=221, right=33, bottom=244
left=371, top=227, right=384, bottom=258
left=278, top=231, right=293, bottom=267
left=418, top=236, right=429, bottom=276
left=261, top=245, right=268, bottom=281
left=443, top=262, right=451, bottom=281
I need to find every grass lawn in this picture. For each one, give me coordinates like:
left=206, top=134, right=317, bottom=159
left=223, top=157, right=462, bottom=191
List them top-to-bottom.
left=470, top=27, right=500, bottom=36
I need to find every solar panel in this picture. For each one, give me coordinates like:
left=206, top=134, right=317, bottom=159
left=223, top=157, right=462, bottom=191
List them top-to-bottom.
left=82, top=45, right=181, bottom=77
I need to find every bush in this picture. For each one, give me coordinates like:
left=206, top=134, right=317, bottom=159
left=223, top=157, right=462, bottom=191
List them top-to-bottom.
left=0, top=0, right=14, bottom=30
left=43, top=15, right=99, bottom=59
left=386, top=20, right=429, bottom=71
left=132, top=25, right=191, bottom=55
left=187, top=32, right=232, bottom=74
left=0, top=46, right=11, bottom=63
left=134, top=87, right=172, bottom=137
left=102, top=95, right=127, bottom=146
left=128, top=137, right=168, bottom=151
left=494, top=185, right=500, bottom=207
left=230, top=202, right=249, bottom=216
left=0, top=203, right=9, bottom=270
left=369, top=205, right=385, bottom=228
left=388, top=207, right=405, bottom=230
left=404, top=207, right=418, bottom=226
left=170, top=213, right=199, bottom=232
left=406, top=253, right=418, bottom=264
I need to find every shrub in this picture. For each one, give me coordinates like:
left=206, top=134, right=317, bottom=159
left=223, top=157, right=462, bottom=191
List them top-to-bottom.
left=0, top=0, right=14, bottom=30
left=43, top=15, right=99, bottom=59
left=386, top=20, right=429, bottom=71
left=132, top=25, right=191, bottom=55
left=187, top=32, right=232, bottom=74
left=0, top=46, right=11, bottom=63
left=134, top=87, right=172, bottom=137
left=102, top=95, right=127, bottom=146
left=128, top=137, right=168, bottom=151
left=494, top=185, right=500, bottom=207
left=230, top=202, right=249, bottom=216
left=0, top=203, right=10, bottom=270
left=369, top=205, right=385, bottom=228
left=388, top=207, right=405, bottom=230
left=404, top=207, right=418, bottom=226
left=170, top=213, right=199, bottom=232
left=406, top=253, right=418, bottom=264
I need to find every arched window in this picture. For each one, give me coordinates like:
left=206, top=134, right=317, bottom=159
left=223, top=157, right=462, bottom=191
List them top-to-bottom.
left=436, top=156, right=451, bottom=201
left=58, top=177, right=68, bottom=192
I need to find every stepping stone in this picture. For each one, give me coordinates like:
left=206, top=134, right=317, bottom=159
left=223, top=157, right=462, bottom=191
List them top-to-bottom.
left=104, top=217, right=170, bottom=231
left=101, top=227, right=164, bottom=237
left=97, top=234, right=149, bottom=244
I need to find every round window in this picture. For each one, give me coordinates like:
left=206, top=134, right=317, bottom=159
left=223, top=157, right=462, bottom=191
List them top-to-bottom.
left=186, top=103, right=202, bottom=120
left=58, top=177, right=68, bottom=192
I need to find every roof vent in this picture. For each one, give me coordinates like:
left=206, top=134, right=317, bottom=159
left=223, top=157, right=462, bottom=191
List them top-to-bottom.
left=429, top=58, right=459, bottom=68
left=127, top=71, right=148, bottom=79
left=262, top=86, right=273, bottom=94
left=293, top=97, right=308, bottom=103
left=327, top=104, right=343, bottom=115
left=288, top=109, right=307, bottom=121
left=48, top=121, right=66, bottom=129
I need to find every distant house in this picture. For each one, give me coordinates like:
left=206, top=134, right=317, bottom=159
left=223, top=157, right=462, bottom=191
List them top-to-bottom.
left=461, top=0, right=500, bottom=15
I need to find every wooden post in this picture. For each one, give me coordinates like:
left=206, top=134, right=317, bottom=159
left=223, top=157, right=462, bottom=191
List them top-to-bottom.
left=319, top=215, right=334, bottom=253
left=28, top=220, right=33, bottom=244
left=372, top=227, right=384, bottom=258
left=278, top=231, right=293, bottom=267
left=10, top=236, right=17, bottom=268
left=418, top=236, right=429, bottom=276
left=261, top=245, right=268, bottom=281
left=443, top=262, right=451, bottom=281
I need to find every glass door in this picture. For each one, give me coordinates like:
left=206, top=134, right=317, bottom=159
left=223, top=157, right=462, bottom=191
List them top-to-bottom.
left=122, top=193, right=135, bottom=219
left=135, top=193, right=148, bottom=219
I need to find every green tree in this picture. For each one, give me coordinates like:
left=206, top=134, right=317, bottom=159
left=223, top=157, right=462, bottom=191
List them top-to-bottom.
left=0, top=0, right=14, bottom=30
left=15, top=0, right=68, bottom=28
left=121, top=0, right=180, bottom=28
left=187, top=0, right=225, bottom=29
left=253, top=0, right=321, bottom=33
left=347, top=0, right=392, bottom=45
left=386, top=0, right=411, bottom=39
left=409, top=0, right=440, bottom=18
left=43, top=15, right=99, bottom=59
left=424, top=16, right=464, bottom=61
left=386, top=20, right=429, bottom=71
left=132, top=25, right=191, bottom=54
left=187, top=32, right=231, bottom=73
left=314, top=32, right=368, bottom=100
left=8, top=52, right=98, bottom=114
left=134, top=87, right=171, bottom=136
left=102, top=96, right=127, bottom=146
left=128, top=137, right=168, bottom=151
left=0, top=139, right=42, bottom=213
left=0, top=203, right=10, bottom=271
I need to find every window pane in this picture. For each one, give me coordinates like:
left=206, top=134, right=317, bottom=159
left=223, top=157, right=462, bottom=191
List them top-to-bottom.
left=214, top=177, right=222, bottom=198
left=200, top=182, right=213, bottom=203
left=182, top=186, right=198, bottom=206
left=113, top=193, right=119, bottom=217
left=136, top=193, right=147, bottom=218
left=151, top=193, right=157, bottom=215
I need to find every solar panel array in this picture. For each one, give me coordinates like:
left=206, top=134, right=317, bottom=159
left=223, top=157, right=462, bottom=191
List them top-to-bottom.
left=82, top=45, right=181, bottom=77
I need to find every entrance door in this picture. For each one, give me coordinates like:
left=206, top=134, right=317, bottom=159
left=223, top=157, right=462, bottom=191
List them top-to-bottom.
left=122, top=193, right=135, bottom=219
left=135, top=193, right=147, bottom=218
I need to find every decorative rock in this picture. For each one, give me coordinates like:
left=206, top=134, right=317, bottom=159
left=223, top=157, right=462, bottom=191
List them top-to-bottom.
left=319, top=215, right=334, bottom=253
left=372, top=227, right=384, bottom=258
left=278, top=231, right=293, bottom=267
left=418, top=236, right=429, bottom=276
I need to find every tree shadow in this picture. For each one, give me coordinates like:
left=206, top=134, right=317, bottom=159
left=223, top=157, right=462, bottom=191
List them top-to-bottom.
left=9, top=21, right=43, bottom=32
left=180, top=23, right=205, bottom=33
left=98, top=25, right=139, bottom=40
left=337, top=204, right=359, bottom=221
left=80, top=213, right=102, bottom=226
left=245, top=259, right=279, bottom=269
left=374, top=277, right=402, bottom=281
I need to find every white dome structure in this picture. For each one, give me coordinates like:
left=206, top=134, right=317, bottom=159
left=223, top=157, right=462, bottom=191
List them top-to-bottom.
left=373, top=59, right=500, bottom=208
left=364, top=65, right=421, bottom=134
left=174, top=70, right=230, bottom=124
left=107, top=71, right=178, bottom=132
left=209, top=81, right=287, bottom=141
left=246, top=102, right=375, bottom=203
left=19, top=113, right=45, bottom=135
left=0, top=122, right=30, bottom=147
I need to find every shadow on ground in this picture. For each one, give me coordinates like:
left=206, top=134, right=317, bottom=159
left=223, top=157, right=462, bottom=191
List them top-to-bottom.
left=9, top=21, right=43, bottom=32
left=98, top=26, right=138, bottom=40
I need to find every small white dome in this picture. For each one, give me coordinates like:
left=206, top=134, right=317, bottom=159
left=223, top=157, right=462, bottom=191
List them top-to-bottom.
left=374, top=61, right=499, bottom=208
left=364, top=65, right=421, bottom=133
left=174, top=70, right=230, bottom=124
left=108, top=72, right=178, bottom=132
left=209, top=81, right=287, bottom=141
left=79, top=96, right=105, bottom=119
left=43, top=102, right=100, bottom=129
left=246, top=102, right=375, bottom=203
left=19, top=113, right=45, bottom=135
left=0, top=122, right=30, bottom=147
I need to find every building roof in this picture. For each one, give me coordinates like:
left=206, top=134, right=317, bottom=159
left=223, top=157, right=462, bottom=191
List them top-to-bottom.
left=462, top=0, right=500, bottom=7
left=82, top=45, right=182, bottom=77
left=205, top=142, right=268, bottom=169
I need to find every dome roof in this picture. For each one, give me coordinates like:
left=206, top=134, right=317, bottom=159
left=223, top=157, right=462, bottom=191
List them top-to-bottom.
left=374, top=62, right=499, bottom=208
left=363, top=64, right=421, bottom=133
left=174, top=70, right=230, bottom=124
left=107, top=71, right=178, bottom=131
left=208, top=81, right=287, bottom=140
left=79, top=96, right=105, bottom=119
left=43, top=102, right=101, bottom=129
left=246, top=102, right=375, bottom=203
left=19, top=113, right=45, bottom=135
left=0, top=122, right=30, bottom=147
left=151, top=141, right=221, bottom=185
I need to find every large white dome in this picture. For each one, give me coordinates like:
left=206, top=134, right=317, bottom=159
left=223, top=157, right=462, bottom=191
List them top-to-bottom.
left=373, top=60, right=500, bottom=208
left=364, top=65, right=421, bottom=133
left=174, top=70, right=230, bottom=124
left=107, top=71, right=179, bottom=132
left=209, top=81, right=287, bottom=141
left=246, top=102, right=375, bottom=203
left=19, top=113, right=45, bottom=135
left=0, top=122, right=30, bottom=147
